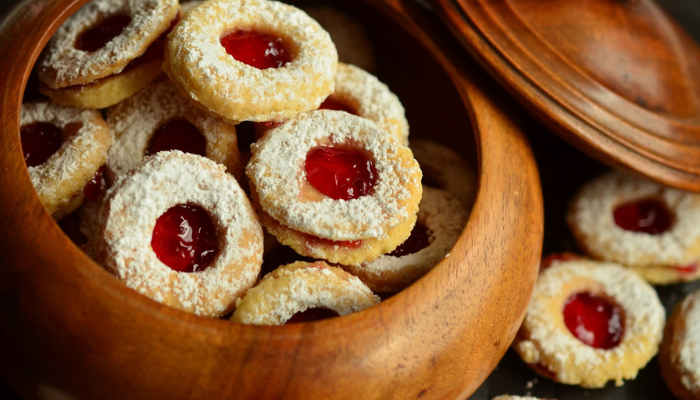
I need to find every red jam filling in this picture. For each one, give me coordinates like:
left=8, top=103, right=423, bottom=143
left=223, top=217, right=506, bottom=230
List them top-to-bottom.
left=75, top=15, right=132, bottom=52
left=220, top=30, right=290, bottom=69
left=318, top=98, right=356, bottom=114
left=147, top=119, right=206, bottom=157
left=20, top=122, right=63, bottom=167
left=305, top=146, right=377, bottom=200
left=83, top=165, right=106, bottom=201
left=613, top=199, right=672, bottom=235
left=151, top=204, right=218, bottom=273
left=388, top=223, right=431, bottom=257
left=311, top=236, right=363, bottom=249
left=675, top=263, right=698, bottom=276
left=563, top=292, right=623, bottom=349
left=285, top=308, right=339, bottom=324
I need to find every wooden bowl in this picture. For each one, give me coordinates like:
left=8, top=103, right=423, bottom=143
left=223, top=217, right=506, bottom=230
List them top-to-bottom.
left=0, top=0, right=543, bottom=399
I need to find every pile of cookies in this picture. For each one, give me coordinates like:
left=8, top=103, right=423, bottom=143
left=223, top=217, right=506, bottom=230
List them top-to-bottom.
left=21, top=0, right=476, bottom=324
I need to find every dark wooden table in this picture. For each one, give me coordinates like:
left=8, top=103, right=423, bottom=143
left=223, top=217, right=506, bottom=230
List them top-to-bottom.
left=1, top=0, right=699, bottom=399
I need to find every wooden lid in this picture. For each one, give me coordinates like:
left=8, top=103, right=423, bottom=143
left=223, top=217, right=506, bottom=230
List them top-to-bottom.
left=433, top=0, right=700, bottom=191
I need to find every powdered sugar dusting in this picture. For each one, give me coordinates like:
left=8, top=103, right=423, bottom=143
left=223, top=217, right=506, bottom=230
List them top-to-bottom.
left=39, top=0, right=179, bottom=88
left=106, top=77, right=238, bottom=178
left=247, top=110, right=422, bottom=240
left=410, top=139, right=476, bottom=207
left=95, top=151, right=263, bottom=317
left=232, top=261, right=380, bottom=325
left=674, top=290, right=700, bottom=393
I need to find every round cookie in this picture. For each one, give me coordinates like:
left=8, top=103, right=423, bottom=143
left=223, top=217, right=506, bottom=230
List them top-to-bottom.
left=165, top=0, right=337, bottom=122
left=106, top=76, right=241, bottom=180
left=21, top=101, right=112, bottom=217
left=409, top=139, right=476, bottom=207
left=94, top=151, right=263, bottom=317
left=567, top=171, right=700, bottom=284
left=341, top=187, right=469, bottom=293
left=513, top=258, right=665, bottom=388
left=231, top=261, right=380, bottom=325
left=660, top=290, right=700, bottom=400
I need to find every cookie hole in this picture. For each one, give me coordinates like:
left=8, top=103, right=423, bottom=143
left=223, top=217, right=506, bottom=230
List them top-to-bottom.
left=75, top=14, right=132, bottom=52
left=220, top=29, right=292, bottom=69
left=147, top=119, right=206, bottom=157
left=20, top=122, right=64, bottom=167
left=305, top=146, right=377, bottom=200
left=83, top=165, right=107, bottom=201
left=613, top=198, right=674, bottom=235
left=151, top=203, right=219, bottom=273
left=387, top=222, right=431, bottom=257
left=563, top=291, right=624, bottom=350
left=285, top=307, right=340, bottom=324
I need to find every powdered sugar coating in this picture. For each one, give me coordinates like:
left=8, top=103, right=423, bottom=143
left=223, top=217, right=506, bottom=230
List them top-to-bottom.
left=39, top=0, right=179, bottom=89
left=165, top=0, right=337, bottom=122
left=331, top=63, right=409, bottom=145
left=106, top=77, right=240, bottom=179
left=21, top=102, right=112, bottom=215
left=247, top=110, right=422, bottom=240
left=410, top=139, right=477, bottom=207
left=95, top=151, right=263, bottom=317
left=568, top=171, right=700, bottom=279
left=342, top=187, right=469, bottom=293
left=514, top=258, right=665, bottom=388
left=231, top=261, right=380, bottom=325
left=664, top=290, right=700, bottom=397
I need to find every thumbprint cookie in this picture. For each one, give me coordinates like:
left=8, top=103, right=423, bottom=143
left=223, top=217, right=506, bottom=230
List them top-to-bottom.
left=38, top=0, right=180, bottom=108
left=165, top=0, right=337, bottom=122
left=105, top=77, right=241, bottom=180
left=21, top=102, right=112, bottom=218
left=246, top=110, right=422, bottom=265
left=410, top=139, right=476, bottom=207
left=94, top=151, right=263, bottom=317
left=568, top=171, right=700, bottom=284
left=341, top=187, right=469, bottom=293
left=513, top=258, right=664, bottom=388
left=231, top=261, right=380, bottom=325
left=660, top=289, right=700, bottom=400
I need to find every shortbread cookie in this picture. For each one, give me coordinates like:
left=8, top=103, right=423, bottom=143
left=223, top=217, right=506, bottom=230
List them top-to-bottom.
left=165, top=0, right=337, bottom=122
left=303, top=6, right=376, bottom=73
left=106, top=77, right=240, bottom=180
left=21, top=102, right=112, bottom=217
left=247, top=110, right=422, bottom=241
left=410, top=139, right=476, bottom=207
left=94, top=151, right=263, bottom=317
left=568, top=171, right=700, bottom=284
left=341, top=187, right=468, bottom=293
left=513, top=258, right=664, bottom=388
left=231, top=261, right=380, bottom=325
left=660, top=290, right=700, bottom=400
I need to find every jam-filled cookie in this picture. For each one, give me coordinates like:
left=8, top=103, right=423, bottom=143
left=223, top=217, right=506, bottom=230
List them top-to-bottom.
left=38, top=0, right=180, bottom=108
left=165, top=0, right=337, bottom=122
left=302, top=6, right=376, bottom=74
left=106, top=77, right=241, bottom=180
left=21, top=102, right=112, bottom=218
left=246, top=110, right=422, bottom=264
left=410, top=139, right=476, bottom=207
left=94, top=151, right=263, bottom=317
left=568, top=171, right=700, bottom=284
left=341, top=187, right=469, bottom=293
left=513, top=258, right=664, bottom=388
left=231, top=261, right=380, bottom=325
left=659, top=289, right=700, bottom=400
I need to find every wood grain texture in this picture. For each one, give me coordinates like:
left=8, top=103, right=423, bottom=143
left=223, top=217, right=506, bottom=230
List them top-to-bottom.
left=0, top=0, right=543, bottom=399
left=432, top=0, right=700, bottom=192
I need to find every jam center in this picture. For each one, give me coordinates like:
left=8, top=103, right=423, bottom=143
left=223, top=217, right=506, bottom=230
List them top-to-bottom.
left=76, top=15, right=132, bottom=52
left=220, top=30, right=290, bottom=69
left=318, top=98, right=356, bottom=114
left=147, top=120, right=206, bottom=157
left=20, top=122, right=63, bottom=167
left=305, top=146, right=377, bottom=201
left=83, top=165, right=107, bottom=201
left=613, top=199, right=672, bottom=235
left=151, top=204, right=218, bottom=273
left=388, top=223, right=431, bottom=257
left=563, top=292, right=623, bottom=349
left=285, top=307, right=340, bottom=324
